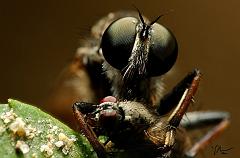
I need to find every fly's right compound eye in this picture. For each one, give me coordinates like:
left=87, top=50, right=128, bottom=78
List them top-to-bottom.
left=101, top=17, right=138, bottom=70
left=147, top=23, right=178, bottom=76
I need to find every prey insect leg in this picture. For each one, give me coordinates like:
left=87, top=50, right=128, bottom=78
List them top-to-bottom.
left=157, top=69, right=200, bottom=115
left=72, top=103, right=107, bottom=158
left=182, top=111, right=230, bottom=158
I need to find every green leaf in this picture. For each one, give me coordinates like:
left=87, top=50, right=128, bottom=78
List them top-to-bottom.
left=0, top=99, right=97, bottom=158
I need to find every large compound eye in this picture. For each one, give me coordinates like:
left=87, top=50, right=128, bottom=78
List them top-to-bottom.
left=101, top=17, right=138, bottom=70
left=147, top=23, right=178, bottom=76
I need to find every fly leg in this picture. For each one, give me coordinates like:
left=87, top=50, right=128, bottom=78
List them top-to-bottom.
left=146, top=69, right=201, bottom=156
left=157, top=69, right=200, bottom=115
left=72, top=102, right=107, bottom=158
left=181, top=111, right=230, bottom=158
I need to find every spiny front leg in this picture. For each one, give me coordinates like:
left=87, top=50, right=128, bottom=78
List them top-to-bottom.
left=145, top=69, right=201, bottom=157
left=157, top=69, right=200, bottom=115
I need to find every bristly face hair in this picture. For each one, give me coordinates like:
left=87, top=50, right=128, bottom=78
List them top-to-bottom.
left=122, top=11, right=161, bottom=84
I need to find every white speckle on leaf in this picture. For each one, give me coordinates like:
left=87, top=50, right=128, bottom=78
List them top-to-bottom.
left=1, top=109, right=17, bottom=124
left=9, top=117, right=26, bottom=137
left=25, top=125, right=37, bottom=139
left=56, top=133, right=77, bottom=155
left=58, top=133, right=68, bottom=141
left=46, top=134, right=55, bottom=143
left=15, top=140, right=30, bottom=154
left=54, top=141, right=64, bottom=148
left=40, top=142, right=54, bottom=157
left=62, top=147, right=69, bottom=155
left=31, top=153, right=37, bottom=158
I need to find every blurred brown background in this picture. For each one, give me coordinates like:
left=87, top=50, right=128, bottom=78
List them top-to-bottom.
left=0, top=0, right=239, bottom=157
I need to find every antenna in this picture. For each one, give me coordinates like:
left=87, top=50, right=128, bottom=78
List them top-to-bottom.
left=150, top=9, right=174, bottom=25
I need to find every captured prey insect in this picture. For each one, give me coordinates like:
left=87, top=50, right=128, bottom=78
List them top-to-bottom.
left=47, top=11, right=230, bottom=158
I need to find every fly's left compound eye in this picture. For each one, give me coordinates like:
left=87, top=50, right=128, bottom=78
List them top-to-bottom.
left=101, top=17, right=138, bottom=70
left=147, top=23, right=178, bottom=76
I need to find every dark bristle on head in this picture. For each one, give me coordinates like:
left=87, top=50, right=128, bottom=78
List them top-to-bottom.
left=132, top=6, right=145, bottom=24
left=150, top=9, right=174, bottom=25
left=138, top=10, right=145, bottom=24
left=150, top=15, right=164, bottom=25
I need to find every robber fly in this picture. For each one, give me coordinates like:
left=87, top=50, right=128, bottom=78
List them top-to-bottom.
left=47, top=11, right=230, bottom=158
